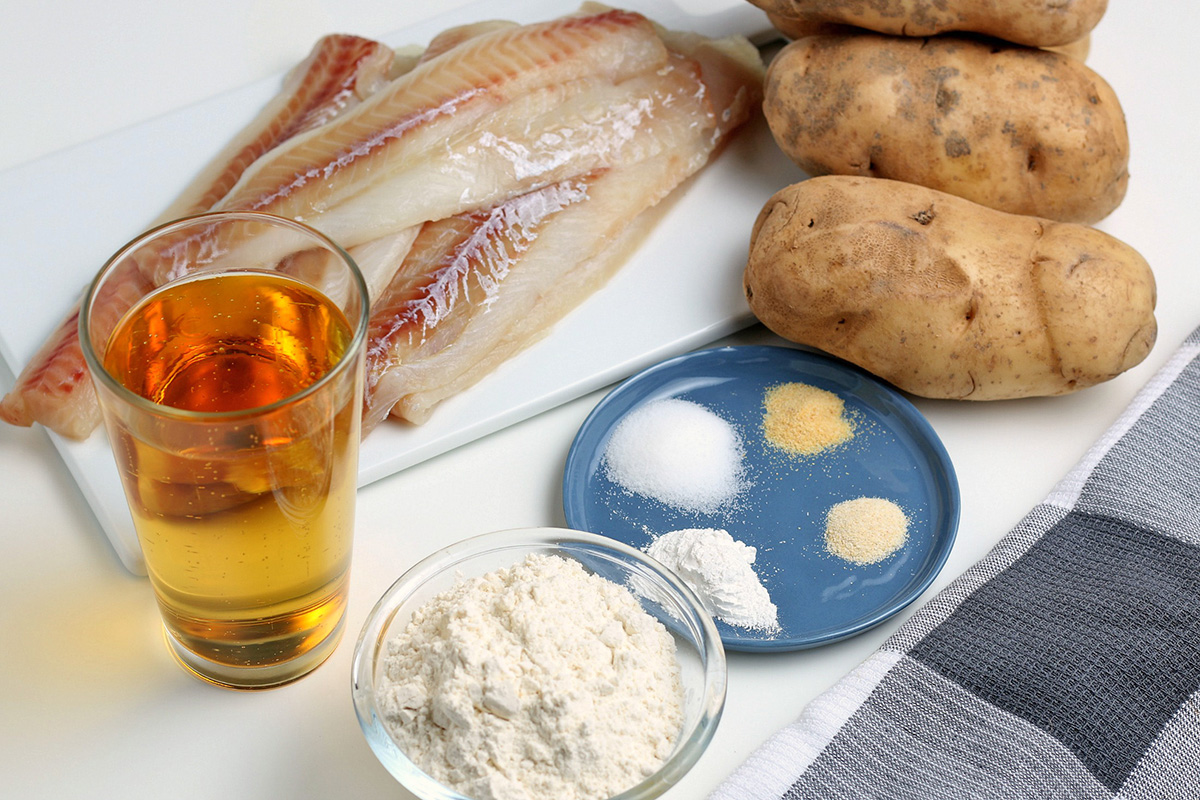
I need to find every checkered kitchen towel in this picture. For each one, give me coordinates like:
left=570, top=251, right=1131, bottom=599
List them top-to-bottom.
left=711, top=327, right=1200, bottom=800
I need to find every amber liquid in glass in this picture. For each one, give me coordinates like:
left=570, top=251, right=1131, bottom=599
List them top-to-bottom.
left=103, top=272, right=358, bottom=680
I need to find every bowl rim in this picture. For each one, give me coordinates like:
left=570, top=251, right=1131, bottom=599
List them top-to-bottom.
left=350, top=526, right=728, bottom=800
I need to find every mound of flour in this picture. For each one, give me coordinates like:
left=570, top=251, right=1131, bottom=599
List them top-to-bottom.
left=646, top=528, right=778, bottom=632
left=378, top=553, right=684, bottom=800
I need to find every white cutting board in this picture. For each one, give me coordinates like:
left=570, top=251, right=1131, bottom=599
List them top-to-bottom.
left=0, top=0, right=790, bottom=574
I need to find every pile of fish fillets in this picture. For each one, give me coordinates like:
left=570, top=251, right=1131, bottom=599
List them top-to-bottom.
left=0, top=4, right=763, bottom=440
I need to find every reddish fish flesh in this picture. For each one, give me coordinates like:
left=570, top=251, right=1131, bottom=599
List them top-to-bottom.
left=349, top=19, right=766, bottom=321
left=418, top=20, right=518, bottom=64
left=0, top=34, right=396, bottom=440
left=363, top=41, right=762, bottom=428
left=363, top=178, right=591, bottom=430
left=0, top=260, right=156, bottom=441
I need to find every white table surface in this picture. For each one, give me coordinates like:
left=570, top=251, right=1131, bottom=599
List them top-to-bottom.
left=1, top=1, right=1196, bottom=798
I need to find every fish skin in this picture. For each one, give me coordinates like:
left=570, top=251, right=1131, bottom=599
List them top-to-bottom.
left=0, top=34, right=396, bottom=439
left=363, top=40, right=763, bottom=428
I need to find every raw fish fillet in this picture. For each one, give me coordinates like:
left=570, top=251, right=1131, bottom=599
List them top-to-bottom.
left=3, top=6, right=764, bottom=444
left=2, top=7, right=672, bottom=441
left=188, top=9, right=671, bottom=271
left=131, top=14, right=700, bottom=291
left=418, top=20, right=518, bottom=63
left=290, top=23, right=523, bottom=304
left=255, top=24, right=524, bottom=304
left=0, top=34, right=395, bottom=440
left=157, top=34, right=395, bottom=224
left=363, top=40, right=763, bottom=428
left=196, top=59, right=734, bottom=280
left=363, top=178, right=589, bottom=429
left=347, top=227, right=422, bottom=302
left=0, top=260, right=156, bottom=441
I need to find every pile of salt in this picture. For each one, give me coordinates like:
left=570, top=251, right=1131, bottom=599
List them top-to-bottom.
left=602, top=398, right=745, bottom=513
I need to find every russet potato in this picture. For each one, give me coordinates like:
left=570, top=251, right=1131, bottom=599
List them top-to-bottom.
left=748, top=0, right=1108, bottom=48
left=762, top=12, right=1092, bottom=61
left=763, top=33, right=1129, bottom=223
left=744, top=176, right=1156, bottom=400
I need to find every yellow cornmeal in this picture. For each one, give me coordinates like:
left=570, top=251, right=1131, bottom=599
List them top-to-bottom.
left=763, top=382, right=855, bottom=455
left=824, top=497, right=909, bottom=564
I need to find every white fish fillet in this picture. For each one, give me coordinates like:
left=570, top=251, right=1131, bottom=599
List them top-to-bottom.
left=2, top=6, right=764, bottom=444
left=162, top=9, right=671, bottom=281
left=418, top=20, right=519, bottom=64
left=156, top=34, right=395, bottom=225
left=363, top=40, right=763, bottom=428
left=139, top=52, right=723, bottom=288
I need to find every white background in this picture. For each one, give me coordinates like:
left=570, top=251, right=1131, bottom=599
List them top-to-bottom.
left=1, top=1, right=1197, bottom=798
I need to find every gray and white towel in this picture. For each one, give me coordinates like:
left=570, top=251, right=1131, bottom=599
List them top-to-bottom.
left=712, top=327, right=1200, bottom=800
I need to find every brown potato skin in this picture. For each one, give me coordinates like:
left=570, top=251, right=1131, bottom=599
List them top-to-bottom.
left=750, top=0, right=1107, bottom=47
left=764, top=11, right=857, bottom=39
left=765, top=12, right=1092, bottom=61
left=1046, top=32, right=1090, bottom=61
left=764, top=34, right=1128, bottom=223
left=745, top=176, right=1156, bottom=400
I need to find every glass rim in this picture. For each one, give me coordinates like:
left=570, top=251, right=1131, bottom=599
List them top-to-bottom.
left=78, top=210, right=371, bottom=423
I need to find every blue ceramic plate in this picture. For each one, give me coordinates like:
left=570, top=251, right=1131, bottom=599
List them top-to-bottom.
left=562, top=345, right=960, bottom=652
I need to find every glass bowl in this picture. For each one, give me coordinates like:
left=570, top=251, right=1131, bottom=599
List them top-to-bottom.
left=351, top=527, right=727, bottom=800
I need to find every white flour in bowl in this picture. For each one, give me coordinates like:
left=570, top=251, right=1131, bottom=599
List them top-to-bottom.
left=378, top=553, right=684, bottom=800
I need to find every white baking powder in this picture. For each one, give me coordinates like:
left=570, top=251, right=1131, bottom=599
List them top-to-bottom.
left=602, top=398, right=745, bottom=513
left=646, top=528, right=778, bottom=632
left=378, top=553, right=684, bottom=800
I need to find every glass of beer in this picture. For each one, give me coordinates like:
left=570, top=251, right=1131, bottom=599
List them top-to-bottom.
left=80, top=211, right=369, bottom=690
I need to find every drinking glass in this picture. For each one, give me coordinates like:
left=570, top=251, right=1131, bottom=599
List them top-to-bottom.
left=80, top=211, right=368, bottom=689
